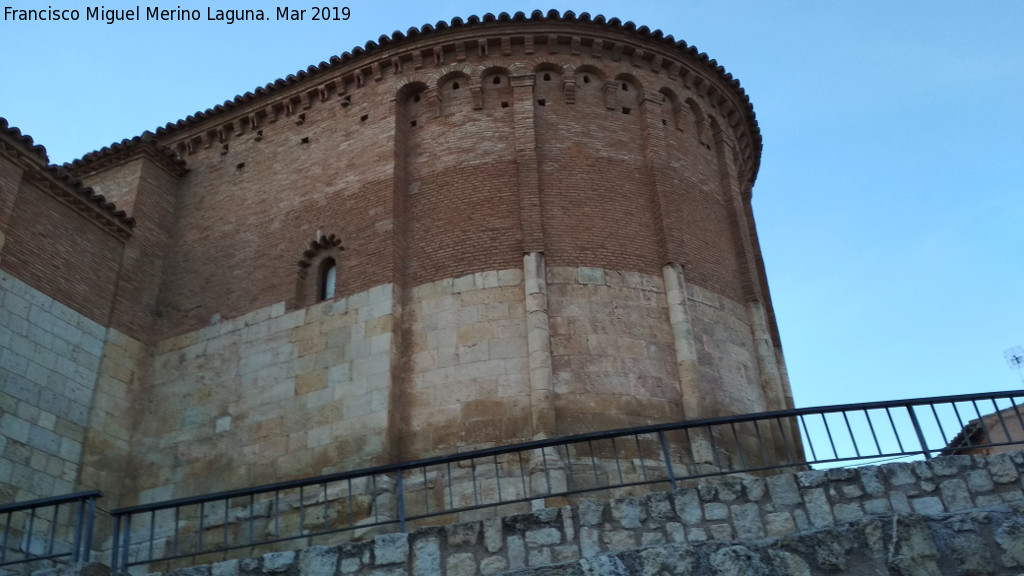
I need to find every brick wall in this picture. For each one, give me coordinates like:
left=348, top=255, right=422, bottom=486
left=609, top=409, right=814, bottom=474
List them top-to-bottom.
left=146, top=19, right=771, bottom=344
left=0, top=178, right=122, bottom=326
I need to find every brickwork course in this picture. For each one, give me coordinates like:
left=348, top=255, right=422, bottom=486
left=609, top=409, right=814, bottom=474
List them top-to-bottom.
left=0, top=10, right=795, bottom=513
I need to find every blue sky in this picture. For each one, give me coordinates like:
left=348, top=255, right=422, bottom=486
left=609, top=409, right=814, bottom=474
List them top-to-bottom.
left=2, top=1, right=1022, bottom=409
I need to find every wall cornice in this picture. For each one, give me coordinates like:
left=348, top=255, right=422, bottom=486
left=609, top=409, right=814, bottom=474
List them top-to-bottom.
left=68, top=10, right=762, bottom=189
left=0, top=117, right=136, bottom=241
left=64, top=133, right=188, bottom=180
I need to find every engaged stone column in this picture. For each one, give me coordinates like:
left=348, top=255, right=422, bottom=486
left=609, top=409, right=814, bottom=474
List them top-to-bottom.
left=524, top=252, right=554, bottom=440
left=663, top=262, right=700, bottom=418
left=663, top=263, right=714, bottom=465
left=747, top=300, right=785, bottom=413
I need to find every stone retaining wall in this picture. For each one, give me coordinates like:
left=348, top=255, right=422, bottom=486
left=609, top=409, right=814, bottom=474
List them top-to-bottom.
left=76, top=451, right=1024, bottom=576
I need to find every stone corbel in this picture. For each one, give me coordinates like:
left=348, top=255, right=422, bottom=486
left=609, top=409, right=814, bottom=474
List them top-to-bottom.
left=501, top=36, right=511, bottom=56
left=570, top=36, right=580, bottom=55
left=455, top=41, right=466, bottom=61
left=610, top=43, right=623, bottom=62
left=630, top=49, right=644, bottom=68
left=667, top=61, right=681, bottom=80
left=680, top=68, right=694, bottom=90
left=509, top=73, right=535, bottom=89
left=562, top=73, right=576, bottom=105
left=690, top=76, right=704, bottom=95
left=603, top=80, right=618, bottom=110
left=320, top=81, right=335, bottom=103
left=470, top=85, right=483, bottom=110
left=426, top=87, right=441, bottom=118
left=641, top=89, right=664, bottom=107
left=268, top=102, right=283, bottom=123
left=248, top=110, right=265, bottom=130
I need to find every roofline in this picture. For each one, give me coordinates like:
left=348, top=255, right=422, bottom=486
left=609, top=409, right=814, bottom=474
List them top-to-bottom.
left=72, top=10, right=763, bottom=185
left=0, top=117, right=136, bottom=238
left=64, top=132, right=188, bottom=179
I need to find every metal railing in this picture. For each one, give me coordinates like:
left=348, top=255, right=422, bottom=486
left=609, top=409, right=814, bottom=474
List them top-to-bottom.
left=105, top=390, right=1024, bottom=572
left=0, top=491, right=101, bottom=570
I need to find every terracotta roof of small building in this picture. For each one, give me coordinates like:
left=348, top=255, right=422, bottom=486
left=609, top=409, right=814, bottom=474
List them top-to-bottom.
left=0, top=117, right=136, bottom=237
left=64, top=132, right=187, bottom=178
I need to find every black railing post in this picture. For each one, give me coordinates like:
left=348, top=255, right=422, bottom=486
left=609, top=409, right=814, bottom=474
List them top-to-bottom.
left=907, top=405, right=932, bottom=459
left=658, top=431, right=677, bottom=490
left=396, top=471, right=406, bottom=533
left=83, top=495, right=96, bottom=562
left=71, top=499, right=85, bottom=563
left=121, top=514, right=131, bottom=570
left=110, top=515, right=121, bottom=572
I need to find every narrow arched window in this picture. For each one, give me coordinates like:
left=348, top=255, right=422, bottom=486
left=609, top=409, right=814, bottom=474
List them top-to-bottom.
left=318, top=257, right=337, bottom=300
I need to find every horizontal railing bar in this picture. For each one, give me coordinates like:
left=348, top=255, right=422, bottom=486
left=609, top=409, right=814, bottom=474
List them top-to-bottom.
left=110, top=391, right=1023, bottom=515
left=0, top=491, right=102, bottom=515
left=0, top=551, right=76, bottom=567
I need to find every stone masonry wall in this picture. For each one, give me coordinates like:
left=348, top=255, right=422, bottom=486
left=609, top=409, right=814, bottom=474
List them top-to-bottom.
left=546, top=267, right=680, bottom=435
left=399, top=269, right=531, bottom=460
left=0, top=270, right=106, bottom=501
left=685, top=282, right=766, bottom=418
left=128, top=283, right=396, bottom=504
left=120, top=452, right=1024, bottom=576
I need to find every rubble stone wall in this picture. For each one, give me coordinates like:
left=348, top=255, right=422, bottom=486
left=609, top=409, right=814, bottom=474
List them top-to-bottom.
left=90, top=452, right=1024, bottom=576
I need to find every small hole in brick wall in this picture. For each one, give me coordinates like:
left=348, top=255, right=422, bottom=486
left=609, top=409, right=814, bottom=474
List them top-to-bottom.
left=543, top=73, right=551, bottom=81
left=583, top=75, right=590, bottom=84
left=493, top=76, right=501, bottom=84
left=452, top=81, right=460, bottom=90
left=621, top=82, right=629, bottom=91
left=413, top=94, right=421, bottom=103
left=537, top=99, right=546, bottom=106
left=501, top=102, right=509, bottom=108
left=622, top=107, right=631, bottom=115
left=360, top=114, right=368, bottom=122
left=662, top=119, right=667, bottom=125
left=410, top=120, right=417, bottom=127
left=300, top=136, right=309, bottom=144
left=220, top=143, right=229, bottom=155
left=236, top=162, right=245, bottom=170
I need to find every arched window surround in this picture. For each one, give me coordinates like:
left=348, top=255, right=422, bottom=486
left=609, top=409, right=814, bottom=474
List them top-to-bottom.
left=296, top=231, right=344, bottom=307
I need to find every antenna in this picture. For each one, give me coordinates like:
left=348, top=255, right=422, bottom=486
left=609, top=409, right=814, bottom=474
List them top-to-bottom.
left=1005, top=346, right=1024, bottom=384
